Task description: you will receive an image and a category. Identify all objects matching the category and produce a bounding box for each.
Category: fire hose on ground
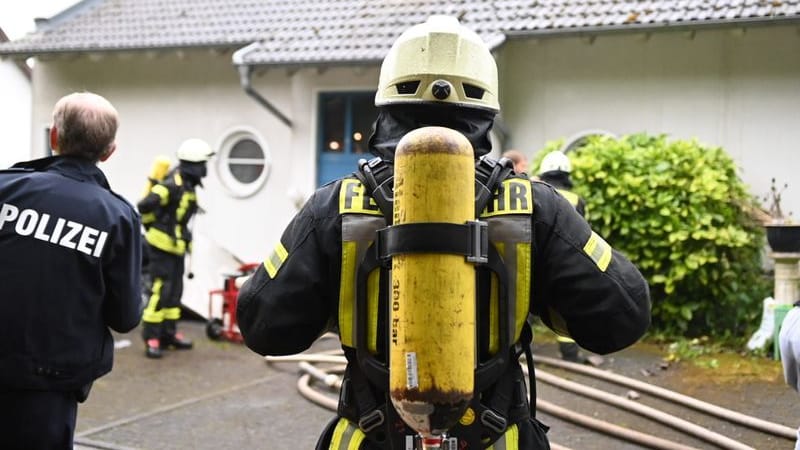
[266,351,795,450]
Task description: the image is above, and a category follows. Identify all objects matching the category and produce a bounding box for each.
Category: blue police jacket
[0,156,142,393]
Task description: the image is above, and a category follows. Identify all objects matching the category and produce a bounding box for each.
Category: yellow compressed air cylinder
[140,155,172,198]
[389,126,476,440]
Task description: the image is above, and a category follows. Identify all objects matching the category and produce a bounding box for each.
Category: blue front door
[317,92,377,187]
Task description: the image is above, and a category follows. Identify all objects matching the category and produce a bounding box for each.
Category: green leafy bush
[534,134,770,340]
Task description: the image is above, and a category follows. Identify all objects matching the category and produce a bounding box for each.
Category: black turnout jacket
[238,174,651,357]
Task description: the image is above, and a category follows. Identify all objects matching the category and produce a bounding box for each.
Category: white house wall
[29,50,297,316]
[28,52,380,316]
[0,59,31,168]
[499,24,800,220]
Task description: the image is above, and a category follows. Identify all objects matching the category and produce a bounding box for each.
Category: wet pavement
[74,320,800,450]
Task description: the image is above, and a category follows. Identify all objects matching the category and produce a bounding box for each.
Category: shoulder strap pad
[356,155,515,222]
[355,157,394,221]
[475,155,515,214]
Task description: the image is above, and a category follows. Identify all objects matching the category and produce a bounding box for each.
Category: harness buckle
[358,409,385,434]
[466,220,488,264]
[480,409,508,434]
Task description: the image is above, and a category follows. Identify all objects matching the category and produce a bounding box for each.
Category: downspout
[233,44,292,128]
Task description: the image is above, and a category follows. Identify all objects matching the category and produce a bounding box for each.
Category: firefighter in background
[537,150,585,216]
[0,92,141,448]
[138,138,214,359]
[537,150,593,363]
[501,149,529,175]
[237,16,651,449]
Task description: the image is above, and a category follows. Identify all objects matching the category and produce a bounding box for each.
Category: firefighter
[138,138,214,358]
[237,16,651,449]
[537,150,592,363]
[0,92,142,448]
[502,149,529,175]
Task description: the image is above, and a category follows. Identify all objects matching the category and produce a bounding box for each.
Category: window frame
[316,91,376,157]
[215,127,271,198]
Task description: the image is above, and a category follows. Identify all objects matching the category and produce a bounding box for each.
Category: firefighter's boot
[142,322,163,359]
[145,338,163,359]
[162,320,193,350]
[558,340,585,364]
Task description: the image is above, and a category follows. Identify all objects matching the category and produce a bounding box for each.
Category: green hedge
[534,134,770,340]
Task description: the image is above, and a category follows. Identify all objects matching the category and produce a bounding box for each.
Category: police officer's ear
[49,126,60,155]
[99,142,117,162]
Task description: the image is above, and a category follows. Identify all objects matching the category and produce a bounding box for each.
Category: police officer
[0,92,142,449]
[537,150,593,363]
[138,138,214,358]
[237,16,651,449]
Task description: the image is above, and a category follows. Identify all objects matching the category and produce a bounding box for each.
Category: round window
[217,128,270,198]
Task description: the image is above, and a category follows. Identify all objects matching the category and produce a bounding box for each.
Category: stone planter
[765,224,800,253]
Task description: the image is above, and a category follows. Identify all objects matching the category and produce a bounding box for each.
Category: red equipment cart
[205,262,260,343]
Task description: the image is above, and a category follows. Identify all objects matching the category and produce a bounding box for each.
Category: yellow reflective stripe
[556,335,576,343]
[338,258,379,351]
[556,188,580,208]
[481,179,532,217]
[339,179,382,216]
[176,191,196,223]
[151,184,170,206]
[514,242,531,338]
[163,307,181,320]
[488,424,518,450]
[142,278,165,323]
[329,418,365,450]
[488,242,504,354]
[488,273,499,354]
[339,241,358,347]
[583,231,612,272]
[145,227,186,255]
[141,212,156,225]
[264,242,289,279]
[366,269,380,354]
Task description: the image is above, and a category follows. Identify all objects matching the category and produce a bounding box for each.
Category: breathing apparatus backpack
[338,147,539,448]
[139,155,173,229]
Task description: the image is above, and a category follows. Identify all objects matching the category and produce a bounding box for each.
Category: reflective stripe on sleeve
[583,231,612,272]
[152,184,170,206]
[264,242,288,279]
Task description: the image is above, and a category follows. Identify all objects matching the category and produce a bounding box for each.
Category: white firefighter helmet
[176,138,215,162]
[375,15,499,112]
[538,150,572,175]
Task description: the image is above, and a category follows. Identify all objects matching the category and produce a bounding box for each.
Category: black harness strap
[346,154,528,448]
[376,221,488,267]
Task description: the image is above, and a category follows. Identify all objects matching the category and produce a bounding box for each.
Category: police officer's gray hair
[52,92,119,162]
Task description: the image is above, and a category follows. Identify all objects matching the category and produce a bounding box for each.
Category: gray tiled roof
[1,0,798,66]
